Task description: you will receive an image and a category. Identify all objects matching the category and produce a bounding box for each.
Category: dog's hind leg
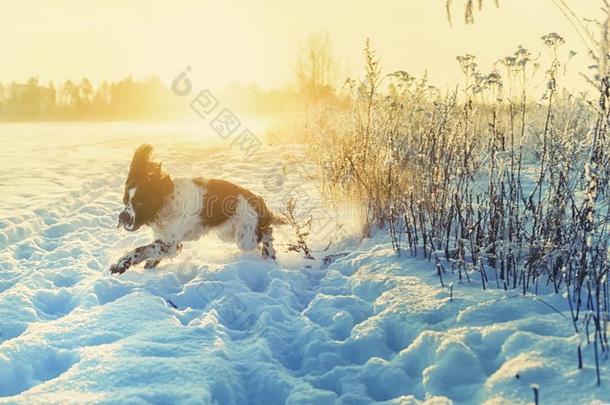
[261,226,276,260]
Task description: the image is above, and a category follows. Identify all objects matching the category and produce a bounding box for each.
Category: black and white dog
[109,144,282,275]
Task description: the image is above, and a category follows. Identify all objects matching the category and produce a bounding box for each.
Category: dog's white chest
[151,178,205,242]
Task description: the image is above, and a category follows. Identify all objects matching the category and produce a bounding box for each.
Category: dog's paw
[109,257,131,275]
[144,259,160,269]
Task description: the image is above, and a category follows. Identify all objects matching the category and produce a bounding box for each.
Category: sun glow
[0,0,600,92]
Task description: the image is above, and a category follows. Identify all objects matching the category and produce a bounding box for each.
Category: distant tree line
[0,76,183,121]
[0,33,346,122]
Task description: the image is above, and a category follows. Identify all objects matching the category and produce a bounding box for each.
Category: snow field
[0,125,608,404]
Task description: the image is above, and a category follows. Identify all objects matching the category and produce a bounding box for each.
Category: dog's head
[118,144,174,232]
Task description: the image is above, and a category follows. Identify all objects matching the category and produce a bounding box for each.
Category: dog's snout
[118,210,133,229]
[119,211,130,223]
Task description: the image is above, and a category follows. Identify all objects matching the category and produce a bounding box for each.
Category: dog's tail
[270,214,289,226]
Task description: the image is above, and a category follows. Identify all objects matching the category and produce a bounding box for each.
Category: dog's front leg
[110,239,177,275]
[144,242,183,269]
[143,259,161,269]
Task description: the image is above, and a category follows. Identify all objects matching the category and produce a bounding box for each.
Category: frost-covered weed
[307,30,610,381]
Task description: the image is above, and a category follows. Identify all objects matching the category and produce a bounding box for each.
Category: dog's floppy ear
[131,144,153,166]
[129,144,154,177]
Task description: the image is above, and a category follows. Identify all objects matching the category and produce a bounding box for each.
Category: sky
[0,0,603,92]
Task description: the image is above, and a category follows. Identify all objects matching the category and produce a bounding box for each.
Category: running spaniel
[110,144,281,274]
